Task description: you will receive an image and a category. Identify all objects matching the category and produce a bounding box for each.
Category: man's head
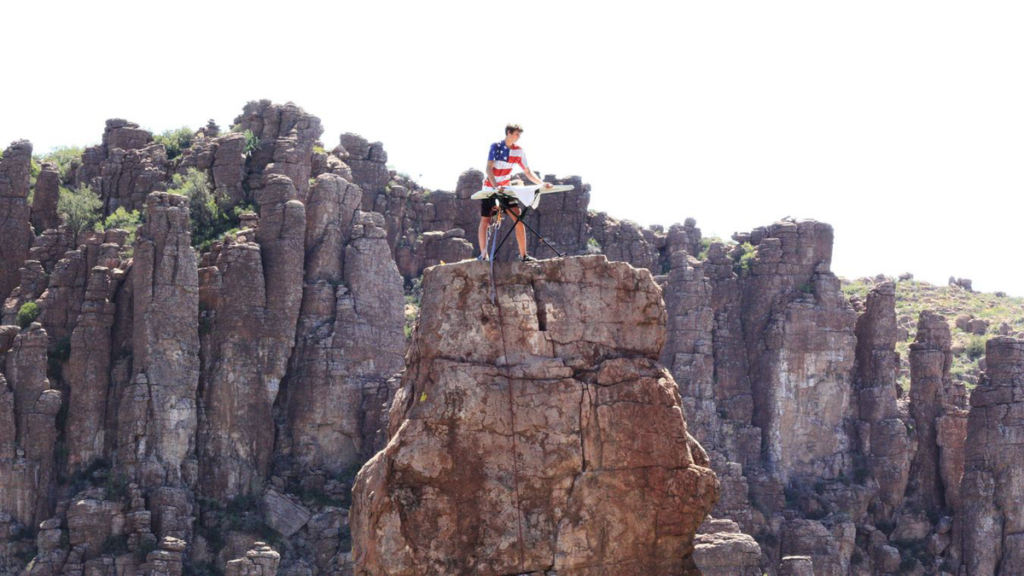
[505,123,523,144]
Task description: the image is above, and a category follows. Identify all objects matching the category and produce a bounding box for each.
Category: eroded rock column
[852,281,911,520]
[907,310,967,514]
[0,140,35,300]
[956,337,1024,574]
[0,324,61,528]
[117,192,199,541]
[352,256,719,574]
[279,173,405,478]
[197,173,305,499]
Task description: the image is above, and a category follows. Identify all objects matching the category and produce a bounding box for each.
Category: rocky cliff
[1,99,1022,575]
[351,257,719,574]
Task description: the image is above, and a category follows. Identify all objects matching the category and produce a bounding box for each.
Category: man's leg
[478,216,491,256]
[510,206,528,258]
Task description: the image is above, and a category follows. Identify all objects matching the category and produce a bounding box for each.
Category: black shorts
[480,195,520,217]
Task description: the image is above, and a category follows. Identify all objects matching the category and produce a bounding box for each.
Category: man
[478,123,552,262]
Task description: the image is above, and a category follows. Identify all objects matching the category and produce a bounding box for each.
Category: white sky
[3,1,1022,294]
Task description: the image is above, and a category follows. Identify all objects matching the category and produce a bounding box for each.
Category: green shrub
[29,157,41,196]
[169,169,232,251]
[137,538,158,561]
[966,335,987,360]
[731,242,756,275]
[199,302,214,336]
[243,130,260,159]
[17,302,40,328]
[101,535,129,556]
[105,472,129,501]
[47,336,72,381]
[41,146,84,184]
[57,185,102,236]
[697,237,723,260]
[586,237,602,255]
[154,127,194,160]
[800,282,813,294]
[95,206,142,248]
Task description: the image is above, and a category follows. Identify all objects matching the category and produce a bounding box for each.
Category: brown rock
[0,140,35,301]
[261,490,310,537]
[741,221,858,482]
[693,518,763,575]
[224,542,281,575]
[211,133,247,209]
[780,518,854,576]
[351,256,719,574]
[873,544,901,573]
[0,324,61,528]
[140,536,187,575]
[234,100,323,201]
[907,310,967,514]
[338,133,390,206]
[67,491,125,560]
[281,197,406,477]
[116,192,198,541]
[779,555,815,576]
[26,227,76,273]
[197,174,305,499]
[853,281,911,519]
[587,211,659,272]
[955,337,1024,574]
[30,162,61,233]
[66,265,123,471]
[76,119,168,213]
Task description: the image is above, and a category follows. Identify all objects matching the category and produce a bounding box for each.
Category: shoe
[477,253,489,262]
[521,254,538,262]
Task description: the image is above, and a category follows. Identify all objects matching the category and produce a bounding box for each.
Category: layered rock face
[233,100,324,201]
[0,140,35,300]
[196,173,306,500]
[351,256,719,574]
[278,174,405,476]
[76,119,169,214]
[177,130,248,210]
[2,101,1012,575]
[740,221,858,482]
[338,133,390,209]
[655,221,865,574]
[955,337,1024,574]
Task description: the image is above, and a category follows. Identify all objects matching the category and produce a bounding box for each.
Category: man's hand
[543,182,553,189]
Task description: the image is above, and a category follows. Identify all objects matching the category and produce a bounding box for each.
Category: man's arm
[522,165,552,188]
[485,160,499,188]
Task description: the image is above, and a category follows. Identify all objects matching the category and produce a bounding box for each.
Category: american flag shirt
[484,141,528,188]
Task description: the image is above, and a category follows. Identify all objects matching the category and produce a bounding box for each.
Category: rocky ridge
[0,100,1021,575]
